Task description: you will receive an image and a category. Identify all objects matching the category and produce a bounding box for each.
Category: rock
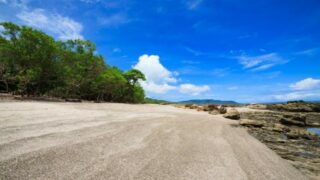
[184,104,193,108]
[305,113,320,127]
[286,128,317,140]
[218,105,227,114]
[190,104,198,109]
[197,106,204,111]
[239,119,265,127]
[209,110,220,115]
[203,104,219,111]
[202,105,210,111]
[240,108,320,179]
[208,104,219,111]
[280,113,306,126]
[247,104,267,110]
[272,123,290,132]
[223,108,240,120]
[267,101,320,112]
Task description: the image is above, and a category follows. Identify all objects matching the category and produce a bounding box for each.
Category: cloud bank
[133,54,210,96]
[17,9,83,40]
[290,78,320,90]
[272,78,320,101]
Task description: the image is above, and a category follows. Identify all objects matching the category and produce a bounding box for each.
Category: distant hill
[178,99,238,105]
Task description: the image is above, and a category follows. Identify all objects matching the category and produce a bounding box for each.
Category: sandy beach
[0,102,307,179]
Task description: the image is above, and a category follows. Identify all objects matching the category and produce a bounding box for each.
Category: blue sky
[1,0,320,103]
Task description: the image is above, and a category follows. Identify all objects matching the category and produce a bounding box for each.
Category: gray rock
[267,101,320,112]
[218,105,227,114]
[271,123,290,132]
[239,119,265,127]
[305,113,320,127]
[280,113,306,126]
[223,108,240,120]
[286,128,317,140]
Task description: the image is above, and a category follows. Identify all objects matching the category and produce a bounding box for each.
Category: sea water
[308,128,320,136]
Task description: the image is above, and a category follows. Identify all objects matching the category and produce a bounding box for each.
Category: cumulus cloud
[238,53,287,71]
[271,78,320,101]
[133,54,210,96]
[290,78,320,90]
[179,84,210,96]
[133,54,177,94]
[140,82,177,94]
[17,9,83,40]
[273,92,320,101]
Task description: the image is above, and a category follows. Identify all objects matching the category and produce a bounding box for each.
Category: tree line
[0,22,146,103]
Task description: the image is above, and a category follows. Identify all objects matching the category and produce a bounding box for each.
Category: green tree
[56,40,106,99]
[0,22,147,103]
[123,69,146,103]
[94,67,127,102]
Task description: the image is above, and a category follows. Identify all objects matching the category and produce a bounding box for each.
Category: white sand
[0,102,307,180]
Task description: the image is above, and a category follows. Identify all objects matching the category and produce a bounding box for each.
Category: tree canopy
[0,22,146,103]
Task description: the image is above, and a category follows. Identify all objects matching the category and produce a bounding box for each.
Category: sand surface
[0,102,307,180]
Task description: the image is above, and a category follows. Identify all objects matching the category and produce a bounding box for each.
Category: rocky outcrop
[239,108,320,179]
[266,101,320,112]
[239,119,265,127]
[286,128,318,140]
[218,105,227,114]
[247,104,267,110]
[280,113,306,127]
[270,123,290,132]
[178,102,320,178]
[223,108,240,120]
[246,126,320,179]
[306,113,320,127]
[181,104,228,115]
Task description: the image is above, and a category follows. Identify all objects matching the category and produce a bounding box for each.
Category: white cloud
[250,64,274,71]
[80,0,100,3]
[184,46,203,56]
[290,78,320,90]
[134,54,210,96]
[295,48,320,56]
[179,84,210,96]
[140,81,176,94]
[113,48,121,53]
[99,13,129,27]
[17,9,83,40]
[273,92,320,101]
[238,53,286,71]
[228,86,238,90]
[212,68,229,77]
[134,54,177,94]
[185,0,202,10]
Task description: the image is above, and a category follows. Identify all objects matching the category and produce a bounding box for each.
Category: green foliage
[124,69,146,85]
[0,22,146,103]
[144,98,171,104]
